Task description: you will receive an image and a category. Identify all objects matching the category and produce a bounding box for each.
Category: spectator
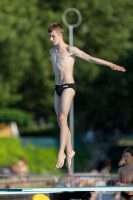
[17,157,29,175]
[116,148,133,200]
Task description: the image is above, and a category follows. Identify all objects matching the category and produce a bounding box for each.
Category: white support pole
[62,8,82,174]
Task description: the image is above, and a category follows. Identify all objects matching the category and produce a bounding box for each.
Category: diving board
[0,186,133,194]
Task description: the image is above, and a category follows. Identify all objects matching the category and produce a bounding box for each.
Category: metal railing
[0,173,121,200]
[59,173,118,187]
[0,174,58,189]
[59,173,120,200]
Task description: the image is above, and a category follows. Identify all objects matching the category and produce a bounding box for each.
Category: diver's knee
[59,113,67,125]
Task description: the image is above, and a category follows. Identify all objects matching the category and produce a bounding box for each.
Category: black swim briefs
[121,192,133,200]
[55,83,76,96]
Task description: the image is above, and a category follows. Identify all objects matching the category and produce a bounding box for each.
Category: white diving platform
[0,186,133,194]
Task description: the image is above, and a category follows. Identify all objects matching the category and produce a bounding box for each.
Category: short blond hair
[48,22,64,34]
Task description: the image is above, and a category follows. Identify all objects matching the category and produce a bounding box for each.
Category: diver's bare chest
[52,51,68,63]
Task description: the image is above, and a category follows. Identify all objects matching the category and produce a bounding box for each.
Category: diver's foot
[66,150,75,171]
[55,153,66,169]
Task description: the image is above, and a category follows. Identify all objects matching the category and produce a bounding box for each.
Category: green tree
[72,0,133,135]
[0,0,133,136]
[0,0,56,117]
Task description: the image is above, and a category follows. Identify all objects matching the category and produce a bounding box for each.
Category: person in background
[116,148,133,200]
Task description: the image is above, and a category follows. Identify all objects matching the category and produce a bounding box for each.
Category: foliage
[0,138,58,173]
[0,109,32,126]
[0,138,24,165]
[0,138,91,173]
[0,0,55,117]
[74,146,91,172]
[24,144,58,173]
[0,0,133,135]
[19,124,59,137]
